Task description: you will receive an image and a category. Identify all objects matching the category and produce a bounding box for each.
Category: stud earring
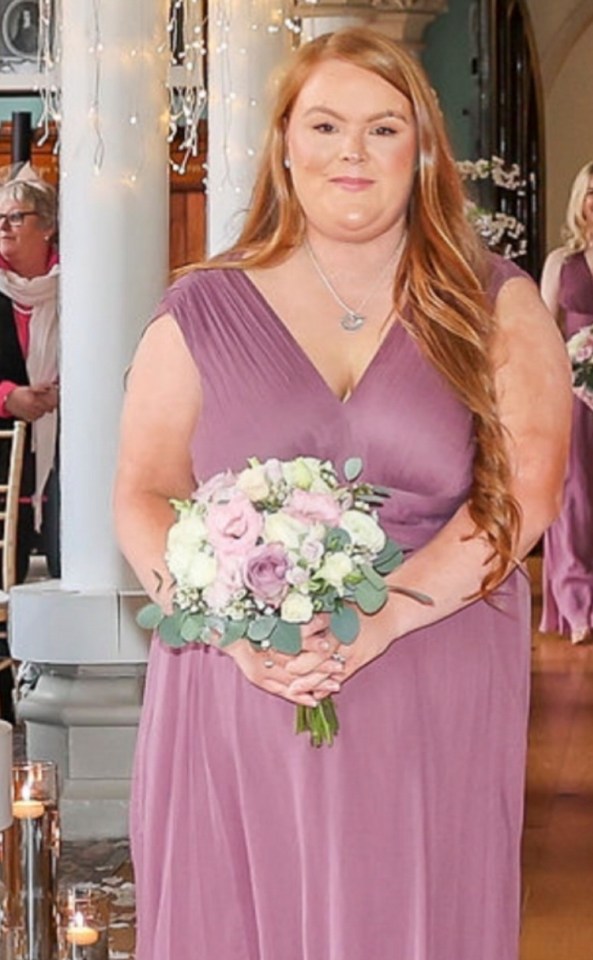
[283,156,291,170]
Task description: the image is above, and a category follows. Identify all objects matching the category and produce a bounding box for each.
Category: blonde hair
[0,178,57,235]
[562,161,593,252]
[206,27,521,591]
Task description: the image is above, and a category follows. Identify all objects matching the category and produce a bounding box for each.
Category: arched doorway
[475,0,545,277]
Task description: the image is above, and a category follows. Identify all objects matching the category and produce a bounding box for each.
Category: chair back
[0,421,26,592]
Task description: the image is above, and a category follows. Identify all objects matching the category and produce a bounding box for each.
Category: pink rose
[194,470,237,504]
[205,492,263,557]
[285,489,342,527]
[244,543,290,606]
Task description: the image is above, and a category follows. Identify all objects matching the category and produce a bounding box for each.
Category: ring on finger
[331,652,346,665]
[263,658,274,669]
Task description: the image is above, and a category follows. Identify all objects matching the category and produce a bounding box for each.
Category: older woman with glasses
[0,163,60,586]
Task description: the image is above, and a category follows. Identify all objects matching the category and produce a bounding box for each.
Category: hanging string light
[37,0,62,150]
[166,0,208,175]
[36,1,293,180]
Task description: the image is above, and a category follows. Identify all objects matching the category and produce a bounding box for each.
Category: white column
[9,0,170,839]
[207,0,292,255]
[59,0,169,590]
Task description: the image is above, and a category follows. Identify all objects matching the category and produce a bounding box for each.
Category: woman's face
[0,196,51,272]
[285,58,418,244]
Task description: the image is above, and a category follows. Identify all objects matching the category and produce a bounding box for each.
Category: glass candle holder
[57,884,110,960]
[0,761,60,960]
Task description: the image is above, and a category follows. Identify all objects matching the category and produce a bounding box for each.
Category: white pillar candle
[0,720,12,830]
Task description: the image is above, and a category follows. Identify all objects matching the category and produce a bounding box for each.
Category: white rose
[167,511,207,551]
[264,512,309,549]
[281,592,314,623]
[236,465,270,502]
[316,552,354,591]
[186,552,218,589]
[339,510,386,554]
[166,544,196,583]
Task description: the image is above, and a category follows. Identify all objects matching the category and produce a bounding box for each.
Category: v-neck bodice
[559,251,593,336]
[156,256,522,553]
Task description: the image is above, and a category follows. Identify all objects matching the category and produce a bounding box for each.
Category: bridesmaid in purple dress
[540,161,593,644]
[114,28,571,960]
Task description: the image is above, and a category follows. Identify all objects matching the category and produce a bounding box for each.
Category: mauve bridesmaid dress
[131,255,531,960]
[540,252,593,637]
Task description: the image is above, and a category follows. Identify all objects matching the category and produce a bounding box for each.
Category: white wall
[544,19,593,248]
[526,0,593,249]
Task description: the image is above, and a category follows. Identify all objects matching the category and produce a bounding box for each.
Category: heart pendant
[340,311,365,332]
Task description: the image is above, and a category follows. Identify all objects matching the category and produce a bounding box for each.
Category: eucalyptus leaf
[247,616,277,642]
[344,456,363,481]
[220,618,249,647]
[324,527,351,551]
[354,580,387,615]
[361,563,386,591]
[371,485,393,498]
[374,538,405,574]
[388,585,434,606]
[158,611,187,648]
[316,587,339,612]
[136,603,164,631]
[269,619,302,655]
[180,614,205,643]
[358,494,391,506]
[330,605,360,644]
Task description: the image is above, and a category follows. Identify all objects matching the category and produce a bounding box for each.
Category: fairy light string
[36,1,292,183]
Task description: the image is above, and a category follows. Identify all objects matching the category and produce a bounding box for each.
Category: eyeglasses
[0,211,38,228]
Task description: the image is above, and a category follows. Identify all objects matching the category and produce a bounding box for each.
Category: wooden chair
[0,421,26,719]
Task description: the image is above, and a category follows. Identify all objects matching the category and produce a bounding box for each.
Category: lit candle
[12,782,44,820]
[66,912,99,946]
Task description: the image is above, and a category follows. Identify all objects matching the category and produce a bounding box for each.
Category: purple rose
[244,543,290,606]
[205,491,263,557]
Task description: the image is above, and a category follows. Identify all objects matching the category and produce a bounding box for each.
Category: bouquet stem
[295,696,339,747]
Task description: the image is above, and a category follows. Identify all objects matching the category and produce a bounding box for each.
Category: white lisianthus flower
[317,552,354,592]
[340,510,386,554]
[281,592,314,623]
[263,512,309,549]
[236,464,270,502]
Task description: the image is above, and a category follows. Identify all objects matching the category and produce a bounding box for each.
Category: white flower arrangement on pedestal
[457,156,527,261]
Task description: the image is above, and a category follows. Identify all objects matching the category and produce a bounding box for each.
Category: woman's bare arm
[114,314,200,606]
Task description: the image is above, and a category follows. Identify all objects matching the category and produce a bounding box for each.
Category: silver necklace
[305,232,406,332]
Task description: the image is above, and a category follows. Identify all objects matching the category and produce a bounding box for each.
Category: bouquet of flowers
[137,455,422,746]
[566,324,593,411]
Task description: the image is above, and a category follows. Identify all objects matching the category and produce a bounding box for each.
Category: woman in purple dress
[539,161,593,644]
[114,28,571,960]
